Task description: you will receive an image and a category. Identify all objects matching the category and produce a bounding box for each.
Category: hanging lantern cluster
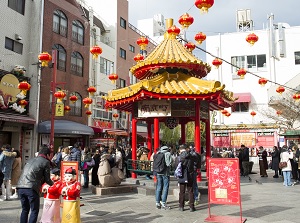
[195,0,214,13]
[18,100,28,108]
[54,91,66,104]
[167,25,180,39]
[38,52,52,67]
[246,33,259,46]
[90,45,102,59]
[82,97,93,108]
[86,110,92,117]
[113,113,119,119]
[134,53,144,63]
[87,86,97,96]
[64,105,71,113]
[184,42,196,52]
[258,78,268,86]
[212,58,222,69]
[18,81,31,96]
[293,93,300,101]
[276,86,285,94]
[237,68,247,79]
[69,95,78,103]
[136,36,149,51]
[250,111,257,117]
[276,110,282,116]
[194,32,206,45]
[108,73,118,84]
[178,13,194,29]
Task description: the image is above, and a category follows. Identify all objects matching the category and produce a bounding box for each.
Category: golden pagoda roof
[130,31,211,80]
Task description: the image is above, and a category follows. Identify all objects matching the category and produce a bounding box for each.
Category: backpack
[153,152,166,174]
[174,162,182,179]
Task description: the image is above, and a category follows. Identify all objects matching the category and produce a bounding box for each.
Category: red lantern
[82,97,93,108]
[276,86,285,94]
[167,25,180,39]
[90,45,102,59]
[292,93,300,101]
[178,13,194,29]
[113,113,119,119]
[86,110,92,116]
[250,111,256,117]
[195,0,214,13]
[194,32,206,44]
[276,110,282,116]
[212,58,222,69]
[237,68,247,79]
[108,73,119,84]
[69,95,78,103]
[38,52,52,67]
[184,42,196,52]
[134,54,144,63]
[136,37,149,51]
[18,100,28,108]
[225,113,231,117]
[64,105,71,113]
[18,81,31,96]
[258,78,268,86]
[87,86,97,96]
[54,91,66,103]
[246,33,259,46]
[221,109,228,115]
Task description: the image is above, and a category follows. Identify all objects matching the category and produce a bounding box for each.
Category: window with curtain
[71,52,83,76]
[8,0,25,15]
[53,44,66,71]
[72,20,84,44]
[53,10,68,37]
[69,92,82,116]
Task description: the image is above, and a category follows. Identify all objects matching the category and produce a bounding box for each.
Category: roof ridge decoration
[130,19,211,80]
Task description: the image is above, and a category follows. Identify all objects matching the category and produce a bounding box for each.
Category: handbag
[279,161,287,169]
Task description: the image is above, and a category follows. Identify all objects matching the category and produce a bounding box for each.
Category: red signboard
[207,158,240,205]
[60,161,79,183]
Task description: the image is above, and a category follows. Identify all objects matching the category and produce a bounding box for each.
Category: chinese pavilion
[104,19,236,178]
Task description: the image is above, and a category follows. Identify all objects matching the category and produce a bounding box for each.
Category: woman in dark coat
[271,146,280,178]
[258,146,268,177]
[91,149,101,186]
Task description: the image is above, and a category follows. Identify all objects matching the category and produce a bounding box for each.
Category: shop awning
[233,93,251,103]
[38,120,94,135]
[103,128,128,136]
[0,113,35,124]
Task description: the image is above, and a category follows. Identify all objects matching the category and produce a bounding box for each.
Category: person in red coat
[61,167,81,223]
[40,168,62,223]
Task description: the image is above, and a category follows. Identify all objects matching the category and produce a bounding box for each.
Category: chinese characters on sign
[138,100,171,117]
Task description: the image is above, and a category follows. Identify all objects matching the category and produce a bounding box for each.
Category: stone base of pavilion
[91,184,139,195]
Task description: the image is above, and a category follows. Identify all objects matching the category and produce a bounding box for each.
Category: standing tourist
[91,149,101,186]
[258,146,268,177]
[10,149,22,199]
[280,145,293,186]
[81,146,92,188]
[271,146,280,178]
[17,146,53,223]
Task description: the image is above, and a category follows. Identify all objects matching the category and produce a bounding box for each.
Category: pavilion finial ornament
[178,13,194,29]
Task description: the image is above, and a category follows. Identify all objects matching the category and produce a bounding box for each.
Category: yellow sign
[55,104,64,116]
[0,74,20,103]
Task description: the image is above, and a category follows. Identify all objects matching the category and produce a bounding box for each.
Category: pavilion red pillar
[205,118,211,176]
[180,120,186,145]
[154,118,159,153]
[147,121,152,159]
[195,99,201,181]
[131,118,137,178]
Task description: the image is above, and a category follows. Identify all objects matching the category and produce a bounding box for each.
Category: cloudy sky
[128,0,299,35]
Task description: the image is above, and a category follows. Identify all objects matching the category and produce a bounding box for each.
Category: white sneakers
[0,195,6,201]
[9,193,18,199]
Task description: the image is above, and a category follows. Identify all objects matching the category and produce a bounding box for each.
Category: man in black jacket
[17,146,53,223]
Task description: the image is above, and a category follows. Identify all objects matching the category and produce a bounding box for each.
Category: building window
[295,52,300,65]
[94,109,112,120]
[119,78,126,88]
[120,17,126,29]
[231,56,245,73]
[72,20,84,45]
[53,44,66,71]
[232,54,266,75]
[70,52,83,76]
[8,0,25,15]
[233,102,249,112]
[100,57,113,75]
[247,54,266,69]
[69,92,82,116]
[129,45,135,53]
[5,37,23,54]
[53,10,68,37]
[120,48,126,59]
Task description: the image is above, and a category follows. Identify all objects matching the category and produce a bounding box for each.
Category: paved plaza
[0,166,299,223]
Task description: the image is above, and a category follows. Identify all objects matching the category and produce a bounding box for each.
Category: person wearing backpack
[153,145,172,210]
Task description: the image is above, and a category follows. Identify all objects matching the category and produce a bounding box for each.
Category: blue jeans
[283,171,292,186]
[193,172,199,200]
[18,188,40,223]
[155,175,169,204]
